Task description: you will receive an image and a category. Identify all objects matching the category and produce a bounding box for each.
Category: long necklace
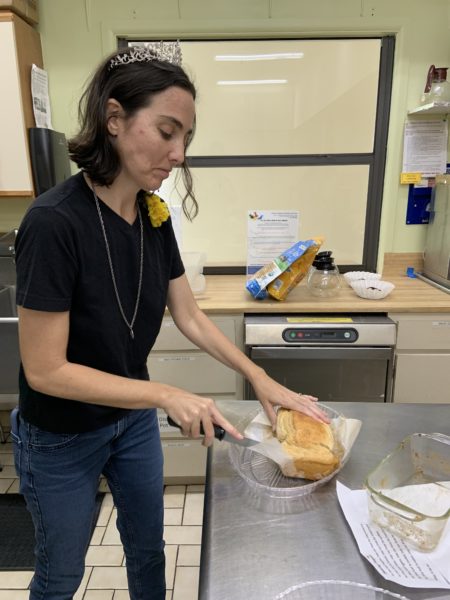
[92,189,144,340]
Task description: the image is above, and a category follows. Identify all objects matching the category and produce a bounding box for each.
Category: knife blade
[166,416,259,448]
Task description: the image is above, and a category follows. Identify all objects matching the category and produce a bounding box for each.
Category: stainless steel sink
[0,285,19,396]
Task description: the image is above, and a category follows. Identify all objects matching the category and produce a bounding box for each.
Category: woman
[12,44,328,600]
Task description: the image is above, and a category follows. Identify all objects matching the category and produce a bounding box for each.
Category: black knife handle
[167,416,226,441]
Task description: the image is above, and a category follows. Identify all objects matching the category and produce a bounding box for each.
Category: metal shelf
[408,101,450,115]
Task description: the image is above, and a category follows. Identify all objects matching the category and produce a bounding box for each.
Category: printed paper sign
[247,210,298,275]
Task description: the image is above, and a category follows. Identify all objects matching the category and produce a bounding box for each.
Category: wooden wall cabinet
[0,10,42,197]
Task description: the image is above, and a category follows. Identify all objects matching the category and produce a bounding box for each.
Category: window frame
[118,36,395,274]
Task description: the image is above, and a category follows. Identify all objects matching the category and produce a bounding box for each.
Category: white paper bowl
[350,279,395,300]
[343,271,381,285]
[274,580,411,599]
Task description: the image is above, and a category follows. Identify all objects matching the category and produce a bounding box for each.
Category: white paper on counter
[382,481,450,518]
[336,481,450,589]
[243,411,361,479]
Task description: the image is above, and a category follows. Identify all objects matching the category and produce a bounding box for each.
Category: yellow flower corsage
[145,193,170,227]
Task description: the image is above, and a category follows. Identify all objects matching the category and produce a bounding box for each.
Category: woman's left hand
[250,371,330,429]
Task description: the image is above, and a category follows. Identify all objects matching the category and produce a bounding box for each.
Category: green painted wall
[3,0,450,269]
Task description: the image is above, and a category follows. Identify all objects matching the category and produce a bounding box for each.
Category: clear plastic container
[229,404,343,501]
[181,251,206,294]
[365,432,450,551]
[274,580,411,599]
[421,65,450,105]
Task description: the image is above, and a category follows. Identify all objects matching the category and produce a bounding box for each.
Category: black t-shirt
[15,172,184,433]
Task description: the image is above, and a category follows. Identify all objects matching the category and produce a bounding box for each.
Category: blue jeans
[10,407,165,600]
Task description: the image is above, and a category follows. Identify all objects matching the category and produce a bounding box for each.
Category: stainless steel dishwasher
[245,314,396,402]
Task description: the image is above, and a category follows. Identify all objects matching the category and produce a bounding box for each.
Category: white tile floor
[0,438,203,600]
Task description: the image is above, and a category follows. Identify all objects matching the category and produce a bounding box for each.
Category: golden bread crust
[276,408,340,480]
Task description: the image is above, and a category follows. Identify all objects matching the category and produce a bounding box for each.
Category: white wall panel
[0,21,33,193]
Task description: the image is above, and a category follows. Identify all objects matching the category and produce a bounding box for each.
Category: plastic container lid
[312,251,337,271]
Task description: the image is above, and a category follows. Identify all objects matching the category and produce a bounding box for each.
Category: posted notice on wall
[337,482,450,589]
[402,120,448,178]
[31,64,53,129]
[247,210,299,275]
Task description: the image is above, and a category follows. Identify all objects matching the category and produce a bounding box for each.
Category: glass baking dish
[365,432,450,552]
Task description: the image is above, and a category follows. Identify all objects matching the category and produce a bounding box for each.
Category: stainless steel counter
[199,401,450,600]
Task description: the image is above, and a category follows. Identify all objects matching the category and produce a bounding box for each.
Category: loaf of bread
[276,408,340,480]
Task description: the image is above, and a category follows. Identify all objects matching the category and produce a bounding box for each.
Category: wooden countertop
[194,273,450,314]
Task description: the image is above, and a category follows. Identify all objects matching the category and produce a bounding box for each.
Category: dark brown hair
[68,47,198,220]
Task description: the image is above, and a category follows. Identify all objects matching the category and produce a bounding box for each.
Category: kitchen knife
[166,416,259,448]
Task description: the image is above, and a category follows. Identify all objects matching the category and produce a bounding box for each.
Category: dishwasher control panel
[282,327,358,343]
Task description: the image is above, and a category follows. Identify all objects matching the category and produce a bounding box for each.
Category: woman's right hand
[161,387,243,447]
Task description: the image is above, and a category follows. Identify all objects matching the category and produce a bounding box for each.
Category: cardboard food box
[0,0,38,24]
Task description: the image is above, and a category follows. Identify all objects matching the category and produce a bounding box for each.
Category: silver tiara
[109,42,182,70]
